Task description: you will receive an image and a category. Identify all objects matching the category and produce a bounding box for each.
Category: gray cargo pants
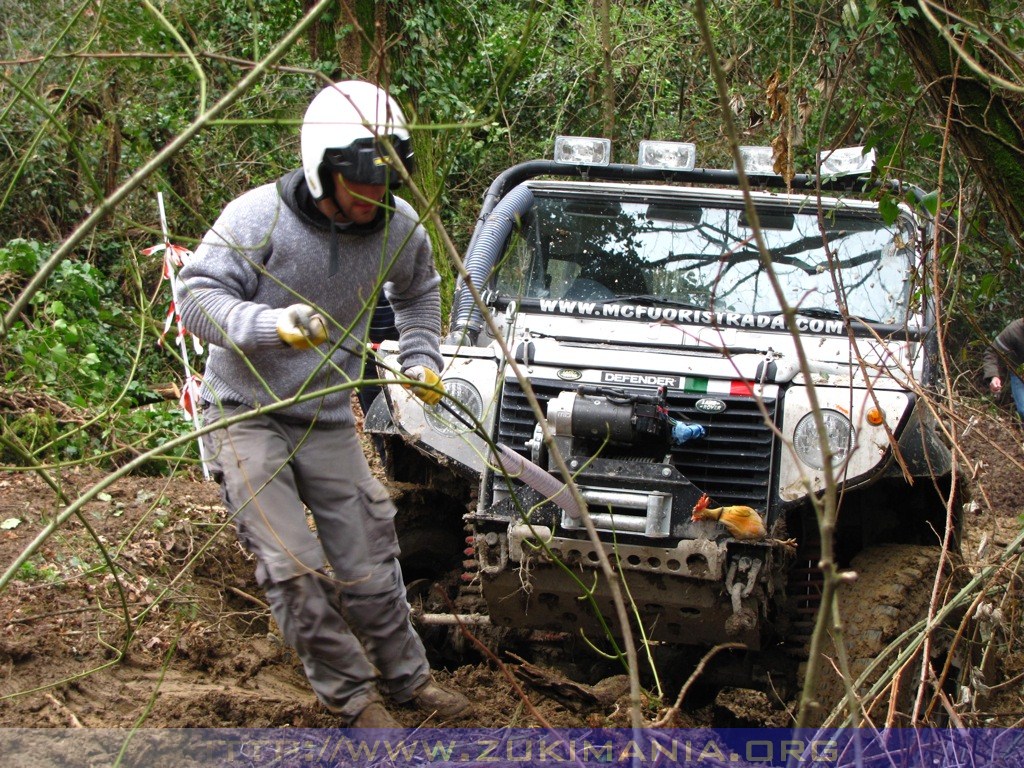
[201,402,430,720]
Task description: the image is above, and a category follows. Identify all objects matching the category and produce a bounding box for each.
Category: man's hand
[403,366,445,406]
[277,304,328,349]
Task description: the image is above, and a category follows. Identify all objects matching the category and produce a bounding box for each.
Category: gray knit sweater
[175,171,443,425]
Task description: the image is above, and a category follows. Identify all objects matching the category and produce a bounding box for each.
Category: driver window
[546,259,581,299]
[494,229,548,298]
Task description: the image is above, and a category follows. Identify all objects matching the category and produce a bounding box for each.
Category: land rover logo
[557,369,582,381]
[695,397,727,414]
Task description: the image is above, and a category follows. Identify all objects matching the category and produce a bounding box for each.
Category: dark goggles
[322,136,414,186]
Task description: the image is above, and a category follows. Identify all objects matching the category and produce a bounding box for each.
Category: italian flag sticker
[683,378,757,397]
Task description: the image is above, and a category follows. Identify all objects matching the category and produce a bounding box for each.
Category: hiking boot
[410,681,470,719]
[351,702,401,728]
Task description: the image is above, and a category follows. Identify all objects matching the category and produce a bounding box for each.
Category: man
[175,80,468,728]
[983,317,1024,424]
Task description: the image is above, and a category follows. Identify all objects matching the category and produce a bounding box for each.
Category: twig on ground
[226,585,269,610]
[651,642,745,727]
[44,693,83,728]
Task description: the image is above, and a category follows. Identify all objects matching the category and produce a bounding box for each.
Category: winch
[546,385,706,449]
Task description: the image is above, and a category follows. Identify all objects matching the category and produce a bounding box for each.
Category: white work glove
[276,304,328,349]
[403,365,445,406]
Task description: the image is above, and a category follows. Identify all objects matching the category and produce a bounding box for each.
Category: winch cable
[299,329,585,520]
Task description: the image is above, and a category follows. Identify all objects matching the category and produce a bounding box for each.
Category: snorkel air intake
[448,183,534,344]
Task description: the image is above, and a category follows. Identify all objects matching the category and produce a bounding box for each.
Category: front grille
[496,377,777,509]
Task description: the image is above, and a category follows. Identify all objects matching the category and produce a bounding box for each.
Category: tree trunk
[336,0,383,79]
[894,0,1024,250]
[599,0,615,139]
[305,0,380,81]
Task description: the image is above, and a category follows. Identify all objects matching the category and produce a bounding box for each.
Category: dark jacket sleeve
[983,318,1024,381]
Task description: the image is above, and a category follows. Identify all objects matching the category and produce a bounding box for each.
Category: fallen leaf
[1,517,22,530]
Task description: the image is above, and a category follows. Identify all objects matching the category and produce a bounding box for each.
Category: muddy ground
[1,399,1022,732]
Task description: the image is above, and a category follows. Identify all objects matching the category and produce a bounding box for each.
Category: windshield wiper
[797,307,845,319]
[765,307,878,323]
[612,294,708,311]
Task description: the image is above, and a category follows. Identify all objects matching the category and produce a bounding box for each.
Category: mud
[0,407,1021,730]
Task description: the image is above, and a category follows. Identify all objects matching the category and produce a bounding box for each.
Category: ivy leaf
[878,194,900,225]
[920,190,939,216]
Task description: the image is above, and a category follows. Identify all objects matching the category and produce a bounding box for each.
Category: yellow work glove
[276,304,328,349]
[403,365,445,406]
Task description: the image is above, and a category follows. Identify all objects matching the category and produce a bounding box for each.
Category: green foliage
[0,239,192,468]
[2,0,1023,472]
[2,240,132,405]
[1,0,311,243]
[15,559,60,584]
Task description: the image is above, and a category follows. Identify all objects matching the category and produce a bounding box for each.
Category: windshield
[495,190,919,325]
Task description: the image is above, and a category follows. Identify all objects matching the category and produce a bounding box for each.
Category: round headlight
[424,378,484,436]
[793,409,855,469]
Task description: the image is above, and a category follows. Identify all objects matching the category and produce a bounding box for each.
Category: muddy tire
[398,525,464,585]
[810,544,964,725]
[397,523,469,668]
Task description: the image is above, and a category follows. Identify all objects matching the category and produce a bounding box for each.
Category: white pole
[157,193,209,479]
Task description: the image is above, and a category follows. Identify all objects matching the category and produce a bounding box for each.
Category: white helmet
[300,80,414,199]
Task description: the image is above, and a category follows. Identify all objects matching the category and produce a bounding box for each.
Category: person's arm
[983,319,1024,394]
[175,196,288,353]
[386,225,443,375]
[983,341,1004,393]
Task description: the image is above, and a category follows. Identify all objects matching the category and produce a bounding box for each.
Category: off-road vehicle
[366,137,963,710]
